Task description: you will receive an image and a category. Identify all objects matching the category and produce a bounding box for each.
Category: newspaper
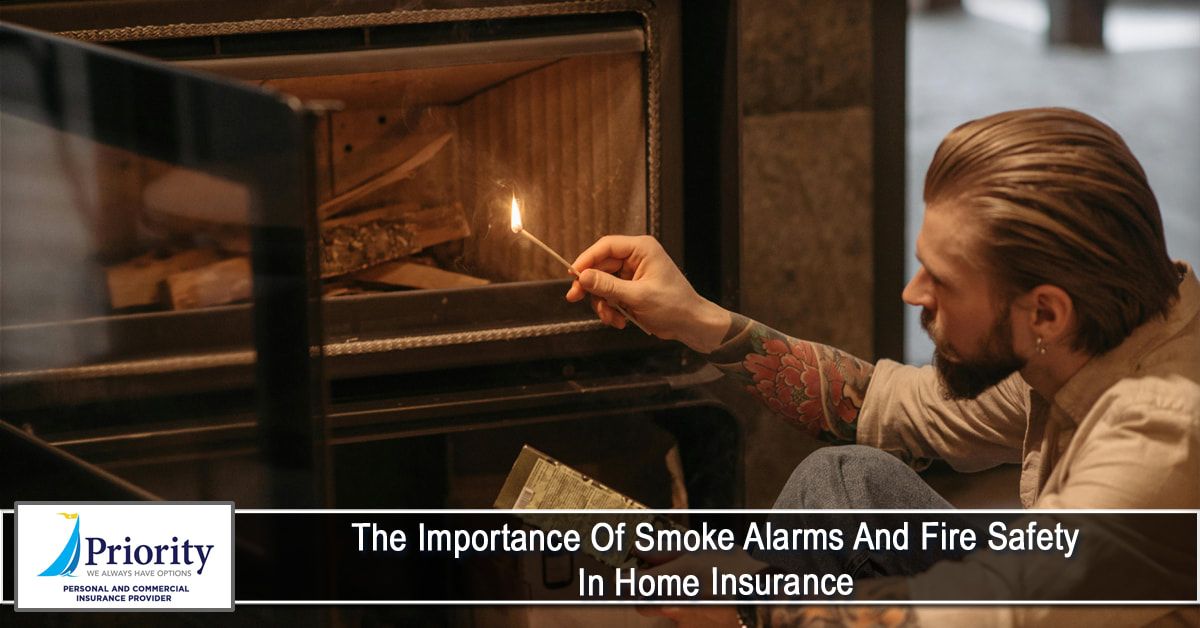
[495,445,673,567]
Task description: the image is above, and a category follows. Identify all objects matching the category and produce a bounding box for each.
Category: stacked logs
[104,124,487,312]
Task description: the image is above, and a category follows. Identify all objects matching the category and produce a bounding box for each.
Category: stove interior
[87,47,648,315]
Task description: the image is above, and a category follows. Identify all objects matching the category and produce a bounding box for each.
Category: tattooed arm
[565,236,873,442]
[706,314,874,443]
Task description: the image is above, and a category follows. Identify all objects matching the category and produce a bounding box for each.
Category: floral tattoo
[708,315,873,442]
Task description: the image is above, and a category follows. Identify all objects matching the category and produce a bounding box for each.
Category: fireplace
[0,0,741,520]
[60,15,652,306]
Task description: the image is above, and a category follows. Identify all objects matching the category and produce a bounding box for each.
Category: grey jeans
[758,444,961,579]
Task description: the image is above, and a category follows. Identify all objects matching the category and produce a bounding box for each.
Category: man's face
[902,205,1026,399]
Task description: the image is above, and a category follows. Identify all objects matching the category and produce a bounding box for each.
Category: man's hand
[567,235,732,352]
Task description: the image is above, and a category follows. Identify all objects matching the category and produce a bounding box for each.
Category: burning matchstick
[510,196,648,334]
[510,197,576,271]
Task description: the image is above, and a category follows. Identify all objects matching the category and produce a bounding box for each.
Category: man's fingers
[591,297,628,329]
[565,257,626,302]
[591,297,610,325]
[565,280,587,302]
[589,258,625,274]
[579,268,635,301]
[592,298,609,325]
[611,304,628,329]
[571,235,644,273]
[568,235,663,310]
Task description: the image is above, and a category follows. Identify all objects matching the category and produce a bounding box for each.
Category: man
[564,108,1198,626]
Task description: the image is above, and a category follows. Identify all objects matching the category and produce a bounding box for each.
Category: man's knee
[774,445,910,509]
[795,445,903,480]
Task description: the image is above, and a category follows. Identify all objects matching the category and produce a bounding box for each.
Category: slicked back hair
[924,107,1179,356]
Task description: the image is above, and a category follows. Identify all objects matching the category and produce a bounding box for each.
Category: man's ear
[1025,284,1076,347]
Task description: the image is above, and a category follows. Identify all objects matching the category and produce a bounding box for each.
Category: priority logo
[35,511,215,577]
[15,502,233,612]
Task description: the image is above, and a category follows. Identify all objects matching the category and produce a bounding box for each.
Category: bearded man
[565,108,1198,627]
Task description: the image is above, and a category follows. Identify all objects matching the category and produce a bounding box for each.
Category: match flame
[510,195,523,233]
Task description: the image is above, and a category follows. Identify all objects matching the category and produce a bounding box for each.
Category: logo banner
[4,509,1197,606]
[15,502,233,611]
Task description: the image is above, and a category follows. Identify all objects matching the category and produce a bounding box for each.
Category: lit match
[510,195,648,333]
[510,196,577,273]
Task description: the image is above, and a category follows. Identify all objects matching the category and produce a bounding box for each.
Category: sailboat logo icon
[38,513,82,577]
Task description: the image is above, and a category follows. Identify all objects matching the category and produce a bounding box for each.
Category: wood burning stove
[1,1,742,517]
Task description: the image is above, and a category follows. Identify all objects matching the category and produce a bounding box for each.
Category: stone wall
[740,0,877,359]
[734,0,899,507]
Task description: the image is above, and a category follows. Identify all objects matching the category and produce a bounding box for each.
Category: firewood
[321,203,419,229]
[134,202,471,308]
[318,132,453,219]
[405,204,473,251]
[143,167,252,225]
[105,248,222,309]
[354,261,490,290]
[166,257,253,310]
[320,203,469,278]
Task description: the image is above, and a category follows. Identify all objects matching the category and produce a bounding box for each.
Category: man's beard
[921,307,1026,400]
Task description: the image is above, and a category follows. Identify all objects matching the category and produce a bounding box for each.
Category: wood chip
[319,203,469,278]
[165,257,252,310]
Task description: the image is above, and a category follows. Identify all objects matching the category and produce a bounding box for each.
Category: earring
[1035,337,1047,355]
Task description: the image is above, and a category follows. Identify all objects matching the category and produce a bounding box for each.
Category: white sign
[15,502,233,611]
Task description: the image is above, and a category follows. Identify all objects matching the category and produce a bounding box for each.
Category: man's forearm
[706,314,874,442]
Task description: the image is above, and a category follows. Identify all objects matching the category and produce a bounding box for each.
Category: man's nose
[902,267,933,309]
